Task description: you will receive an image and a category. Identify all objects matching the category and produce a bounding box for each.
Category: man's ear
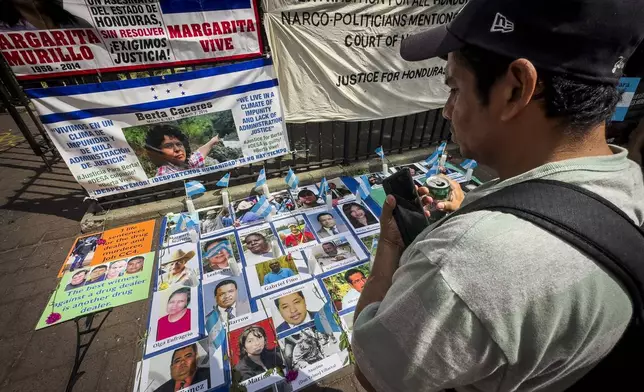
[499,58,538,121]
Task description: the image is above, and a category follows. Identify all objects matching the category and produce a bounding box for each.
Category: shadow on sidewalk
[0,139,88,221]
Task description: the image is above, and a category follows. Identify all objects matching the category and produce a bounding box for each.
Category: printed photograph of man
[65,269,88,291]
[68,234,100,271]
[309,211,348,239]
[280,326,340,370]
[291,186,324,209]
[273,215,317,250]
[233,197,263,227]
[269,190,296,213]
[323,264,370,311]
[240,229,279,264]
[259,259,296,286]
[359,232,379,262]
[313,240,357,268]
[390,163,427,177]
[341,202,379,230]
[85,265,107,285]
[156,287,192,341]
[357,172,384,187]
[106,259,127,279]
[318,178,353,202]
[199,207,234,235]
[153,343,210,392]
[201,238,234,273]
[158,247,198,290]
[273,291,317,333]
[204,278,251,323]
[126,256,145,275]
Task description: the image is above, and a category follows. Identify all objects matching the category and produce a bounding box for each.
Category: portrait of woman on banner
[235,325,284,381]
[144,124,221,177]
[157,287,192,341]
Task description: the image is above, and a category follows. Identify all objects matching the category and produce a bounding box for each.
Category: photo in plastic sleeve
[162,212,200,247]
[307,235,367,272]
[290,185,325,209]
[340,312,355,339]
[136,337,222,392]
[145,284,201,357]
[198,205,235,238]
[61,233,101,274]
[322,263,370,312]
[316,177,355,204]
[246,252,312,297]
[278,325,348,390]
[227,314,285,389]
[232,196,265,228]
[338,201,379,234]
[273,214,318,251]
[355,172,385,188]
[389,163,427,179]
[358,231,380,263]
[238,223,283,265]
[66,254,147,291]
[122,111,242,179]
[200,233,242,283]
[156,242,200,291]
[304,208,349,240]
[203,275,251,326]
[269,189,297,214]
[261,280,327,335]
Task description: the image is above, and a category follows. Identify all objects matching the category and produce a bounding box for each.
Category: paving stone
[0,275,58,305]
[97,346,138,392]
[41,225,82,242]
[26,237,75,269]
[13,262,58,285]
[0,333,32,385]
[72,350,108,392]
[0,292,51,338]
[0,246,36,273]
[2,364,69,392]
[10,322,76,379]
[89,319,144,354]
[103,299,149,329]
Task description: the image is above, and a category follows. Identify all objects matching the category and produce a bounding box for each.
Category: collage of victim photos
[133,169,404,392]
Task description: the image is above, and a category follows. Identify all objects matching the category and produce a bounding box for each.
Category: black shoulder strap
[435,179,644,324]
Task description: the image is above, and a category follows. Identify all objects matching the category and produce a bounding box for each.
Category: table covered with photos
[37,159,482,392]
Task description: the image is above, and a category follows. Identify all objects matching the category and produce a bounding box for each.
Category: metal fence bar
[331,122,336,161]
[419,111,431,146]
[343,122,351,164]
[304,123,310,164]
[398,115,408,153]
[428,110,440,145]
[378,119,385,148]
[355,122,362,158]
[409,113,419,151]
[366,120,374,158]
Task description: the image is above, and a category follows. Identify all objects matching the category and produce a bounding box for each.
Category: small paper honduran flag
[185,181,205,198]
[425,149,440,166]
[216,173,230,187]
[285,168,299,189]
[250,195,273,218]
[375,146,385,159]
[255,168,267,188]
[318,177,329,198]
[426,164,440,179]
[437,141,447,156]
[461,159,478,170]
[314,302,343,335]
[356,175,372,199]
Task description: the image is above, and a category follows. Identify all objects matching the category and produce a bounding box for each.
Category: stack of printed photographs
[134,163,477,391]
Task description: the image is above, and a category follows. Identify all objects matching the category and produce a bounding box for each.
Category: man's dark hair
[215,279,237,295]
[168,287,191,306]
[127,256,145,264]
[72,270,88,278]
[171,343,197,363]
[345,269,365,284]
[144,124,191,156]
[317,212,333,222]
[298,189,315,198]
[274,290,305,308]
[92,265,107,272]
[244,232,266,243]
[455,44,622,132]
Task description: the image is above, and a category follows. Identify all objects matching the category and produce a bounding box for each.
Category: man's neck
[495,124,613,180]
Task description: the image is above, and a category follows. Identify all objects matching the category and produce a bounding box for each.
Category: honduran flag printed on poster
[25,58,289,198]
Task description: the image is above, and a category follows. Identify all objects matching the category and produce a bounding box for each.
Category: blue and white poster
[26,58,289,197]
[612,77,641,121]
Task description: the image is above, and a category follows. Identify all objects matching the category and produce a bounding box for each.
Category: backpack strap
[434,179,644,390]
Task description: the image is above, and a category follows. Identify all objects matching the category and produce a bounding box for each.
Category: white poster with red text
[0,0,262,80]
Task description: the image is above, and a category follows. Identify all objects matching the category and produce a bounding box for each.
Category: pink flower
[46,312,62,324]
[97,239,107,245]
[285,369,299,382]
